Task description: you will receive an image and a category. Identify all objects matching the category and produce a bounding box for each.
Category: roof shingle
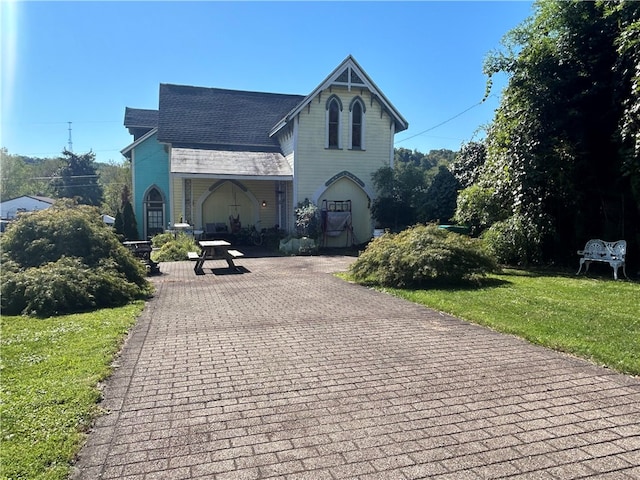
[157,84,304,150]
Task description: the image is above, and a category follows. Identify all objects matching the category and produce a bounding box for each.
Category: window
[349,97,366,150]
[145,187,165,237]
[326,96,342,149]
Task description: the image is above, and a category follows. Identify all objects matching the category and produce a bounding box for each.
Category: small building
[122,55,408,245]
[0,195,55,220]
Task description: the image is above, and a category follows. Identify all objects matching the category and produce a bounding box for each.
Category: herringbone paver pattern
[73,256,640,479]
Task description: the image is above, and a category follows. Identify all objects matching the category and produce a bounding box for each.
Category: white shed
[0,196,55,219]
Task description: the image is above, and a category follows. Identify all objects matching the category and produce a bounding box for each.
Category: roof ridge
[160,83,305,99]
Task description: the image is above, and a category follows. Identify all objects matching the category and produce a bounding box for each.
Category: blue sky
[1,1,534,164]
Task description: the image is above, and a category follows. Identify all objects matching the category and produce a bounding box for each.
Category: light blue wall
[131,133,170,239]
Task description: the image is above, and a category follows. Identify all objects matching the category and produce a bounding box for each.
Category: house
[122,55,408,245]
[0,195,55,220]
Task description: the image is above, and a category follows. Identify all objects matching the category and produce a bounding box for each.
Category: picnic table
[123,240,160,275]
[188,240,244,275]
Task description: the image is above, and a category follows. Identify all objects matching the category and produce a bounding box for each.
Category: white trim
[172,173,293,182]
[389,122,396,167]
[269,55,408,138]
[120,128,158,156]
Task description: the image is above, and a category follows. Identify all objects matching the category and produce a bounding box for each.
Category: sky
[1,1,534,165]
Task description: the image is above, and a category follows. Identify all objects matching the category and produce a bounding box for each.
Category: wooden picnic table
[190,240,244,275]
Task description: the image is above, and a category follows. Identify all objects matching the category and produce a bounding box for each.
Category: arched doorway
[200,180,257,231]
[144,186,165,238]
[317,175,372,247]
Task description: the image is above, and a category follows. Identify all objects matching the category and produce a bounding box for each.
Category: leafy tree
[98,160,131,216]
[0,149,59,200]
[476,0,640,265]
[371,163,426,230]
[51,149,103,206]
[419,165,461,224]
[450,142,487,189]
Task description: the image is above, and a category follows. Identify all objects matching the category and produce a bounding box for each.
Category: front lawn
[378,269,639,376]
[0,303,144,480]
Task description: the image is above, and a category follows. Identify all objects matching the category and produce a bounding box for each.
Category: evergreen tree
[120,185,138,240]
[51,149,103,206]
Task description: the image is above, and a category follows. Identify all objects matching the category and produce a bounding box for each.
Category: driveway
[73,255,640,479]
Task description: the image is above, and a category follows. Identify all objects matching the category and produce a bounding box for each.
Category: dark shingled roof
[124,107,158,128]
[157,84,305,150]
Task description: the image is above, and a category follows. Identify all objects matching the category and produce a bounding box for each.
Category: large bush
[1,202,152,317]
[349,224,498,288]
[151,232,199,262]
[481,214,543,266]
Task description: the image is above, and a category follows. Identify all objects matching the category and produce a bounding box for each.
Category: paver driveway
[73,255,640,479]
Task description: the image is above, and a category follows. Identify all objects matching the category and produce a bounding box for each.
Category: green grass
[349,269,640,376]
[0,302,144,480]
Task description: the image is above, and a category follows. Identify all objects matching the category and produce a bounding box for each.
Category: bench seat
[227,249,244,258]
[187,251,201,261]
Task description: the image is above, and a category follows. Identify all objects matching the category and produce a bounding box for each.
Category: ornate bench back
[607,240,626,260]
[582,239,626,260]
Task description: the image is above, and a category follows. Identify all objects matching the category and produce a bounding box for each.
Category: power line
[395,99,487,145]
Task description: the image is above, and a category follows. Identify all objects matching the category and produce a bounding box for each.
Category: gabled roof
[1,195,55,205]
[124,107,158,129]
[157,84,305,151]
[270,55,409,137]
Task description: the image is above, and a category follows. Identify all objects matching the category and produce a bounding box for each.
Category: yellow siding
[176,178,281,231]
[319,177,373,247]
[295,86,392,202]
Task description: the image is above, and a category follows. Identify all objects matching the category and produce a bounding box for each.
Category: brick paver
[72,256,640,479]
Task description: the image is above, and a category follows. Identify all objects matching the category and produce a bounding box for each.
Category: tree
[419,166,461,224]
[475,0,640,265]
[119,185,139,241]
[0,149,59,200]
[51,149,104,206]
[450,142,487,189]
[98,160,131,216]
[371,163,427,230]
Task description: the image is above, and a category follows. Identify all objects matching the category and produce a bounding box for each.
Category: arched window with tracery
[144,187,165,238]
[349,97,366,150]
[326,96,342,149]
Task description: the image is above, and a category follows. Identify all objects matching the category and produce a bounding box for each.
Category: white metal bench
[577,239,627,280]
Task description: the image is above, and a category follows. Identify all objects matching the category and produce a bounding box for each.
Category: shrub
[481,214,543,266]
[0,202,151,317]
[151,232,199,262]
[349,224,498,288]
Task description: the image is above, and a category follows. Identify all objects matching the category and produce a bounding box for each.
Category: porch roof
[170,148,293,179]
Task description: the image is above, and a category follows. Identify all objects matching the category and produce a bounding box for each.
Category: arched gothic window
[349,97,366,150]
[326,96,342,149]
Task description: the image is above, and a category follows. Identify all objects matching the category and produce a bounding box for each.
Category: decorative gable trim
[269,55,408,138]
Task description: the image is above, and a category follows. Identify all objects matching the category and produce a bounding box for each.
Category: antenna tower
[67,121,73,152]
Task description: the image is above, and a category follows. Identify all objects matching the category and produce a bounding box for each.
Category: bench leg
[576,259,589,275]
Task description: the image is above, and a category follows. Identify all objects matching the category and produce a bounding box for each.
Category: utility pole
[67,121,73,152]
